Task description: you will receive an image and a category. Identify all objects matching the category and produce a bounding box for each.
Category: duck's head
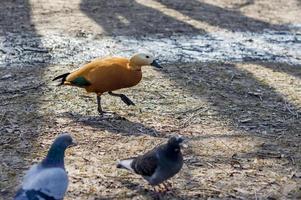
[129,53,162,70]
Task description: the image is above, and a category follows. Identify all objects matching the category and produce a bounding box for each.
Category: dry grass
[1,0,301,199]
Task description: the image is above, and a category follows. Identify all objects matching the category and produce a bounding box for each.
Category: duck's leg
[97,94,117,117]
[108,91,135,106]
[96,95,103,115]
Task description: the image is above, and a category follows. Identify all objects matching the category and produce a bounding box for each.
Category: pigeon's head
[42,133,77,168]
[167,136,184,152]
[129,53,162,70]
[52,133,77,150]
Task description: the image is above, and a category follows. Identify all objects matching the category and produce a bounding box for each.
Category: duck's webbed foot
[108,91,135,106]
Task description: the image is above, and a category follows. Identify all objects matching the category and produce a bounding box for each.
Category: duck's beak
[150,60,162,68]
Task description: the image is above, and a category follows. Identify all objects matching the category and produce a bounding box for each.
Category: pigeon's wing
[131,148,159,177]
[14,188,27,200]
[22,164,41,184]
[22,167,68,200]
[14,188,62,200]
[14,164,42,200]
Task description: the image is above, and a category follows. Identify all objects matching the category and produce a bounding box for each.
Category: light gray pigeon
[117,136,184,190]
[14,133,77,200]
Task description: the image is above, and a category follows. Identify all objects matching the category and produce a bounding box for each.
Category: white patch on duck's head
[129,53,162,70]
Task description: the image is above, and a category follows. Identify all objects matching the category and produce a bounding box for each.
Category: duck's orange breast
[66,57,142,94]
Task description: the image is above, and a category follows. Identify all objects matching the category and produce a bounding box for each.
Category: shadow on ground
[80,0,201,36]
[156,0,287,32]
[159,60,301,165]
[159,61,300,134]
[63,112,162,137]
[0,0,51,198]
[112,178,190,200]
[80,0,287,36]
[257,62,301,79]
[154,61,300,198]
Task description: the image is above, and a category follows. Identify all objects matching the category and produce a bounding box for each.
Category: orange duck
[53,53,162,115]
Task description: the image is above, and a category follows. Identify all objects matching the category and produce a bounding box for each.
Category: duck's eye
[146,55,150,59]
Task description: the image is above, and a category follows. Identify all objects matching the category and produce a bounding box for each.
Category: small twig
[205,161,215,168]
[230,73,236,81]
[23,47,49,53]
[257,181,280,193]
[264,105,299,117]
[0,111,7,123]
[289,156,296,165]
[256,151,283,159]
[173,105,205,115]
[233,0,254,9]
[0,101,23,107]
[0,93,25,101]
[218,138,235,151]
[247,90,263,101]
[276,133,284,140]
[284,101,299,118]
[0,48,7,54]
[198,187,222,194]
[0,82,45,95]
[180,108,209,128]
[230,160,243,170]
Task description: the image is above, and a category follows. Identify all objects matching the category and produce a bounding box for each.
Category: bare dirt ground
[1,0,301,199]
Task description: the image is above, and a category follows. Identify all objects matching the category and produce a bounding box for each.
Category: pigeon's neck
[162,145,181,161]
[41,145,66,169]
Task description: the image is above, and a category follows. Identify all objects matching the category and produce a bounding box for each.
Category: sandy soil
[0,0,301,199]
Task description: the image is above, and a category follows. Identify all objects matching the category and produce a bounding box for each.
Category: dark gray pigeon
[117,136,184,189]
[14,133,77,200]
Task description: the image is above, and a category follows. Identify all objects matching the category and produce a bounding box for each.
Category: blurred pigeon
[117,136,184,191]
[14,133,77,200]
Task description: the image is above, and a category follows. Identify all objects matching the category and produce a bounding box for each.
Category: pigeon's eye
[146,55,150,59]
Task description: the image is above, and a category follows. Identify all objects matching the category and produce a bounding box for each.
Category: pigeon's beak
[70,140,78,147]
[150,59,162,68]
[179,141,188,149]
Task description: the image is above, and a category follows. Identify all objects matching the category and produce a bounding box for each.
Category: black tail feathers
[116,163,123,168]
[52,73,70,86]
